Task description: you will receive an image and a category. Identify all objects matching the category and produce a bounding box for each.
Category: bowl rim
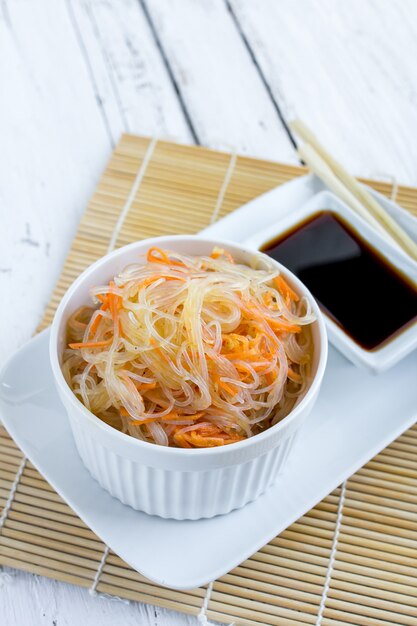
[49,234,328,458]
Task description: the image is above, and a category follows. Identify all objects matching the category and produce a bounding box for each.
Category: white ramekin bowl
[50,236,328,520]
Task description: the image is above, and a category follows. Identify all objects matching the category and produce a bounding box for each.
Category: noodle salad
[63,247,315,448]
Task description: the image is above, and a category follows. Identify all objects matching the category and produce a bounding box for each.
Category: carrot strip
[265,369,278,385]
[69,339,113,349]
[108,282,122,316]
[186,435,225,447]
[147,247,185,267]
[288,367,302,383]
[268,319,301,333]
[218,379,237,396]
[89,313,104,336]
[183,430,243,447]
[106,281,124,337]
[173,431,192,448]
[274,275,299,303]
[210,248,235,264]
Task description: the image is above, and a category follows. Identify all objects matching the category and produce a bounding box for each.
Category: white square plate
[1,174,416,590]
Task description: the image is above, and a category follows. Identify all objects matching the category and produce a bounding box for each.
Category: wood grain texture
[0,0,192,365]
[0,0,110,362]
[229,0,417,185]
[1,566,197,626]
[143,0,295,161]
[67,0,192,142]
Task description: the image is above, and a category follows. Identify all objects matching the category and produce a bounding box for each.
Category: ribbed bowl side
[69,414,297,520]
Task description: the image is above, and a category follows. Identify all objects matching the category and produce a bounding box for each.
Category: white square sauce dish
[244,190,417,373]
[49,235,327,520]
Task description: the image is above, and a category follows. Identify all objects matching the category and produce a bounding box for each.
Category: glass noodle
[62,247,315,448]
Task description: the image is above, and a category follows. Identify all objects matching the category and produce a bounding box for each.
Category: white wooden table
[1,1,417,623]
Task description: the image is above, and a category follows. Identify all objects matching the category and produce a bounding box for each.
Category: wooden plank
[0,0,108,362]
[68,0,192,141]
[0,0,192,367]
[143,0,295,162]
[229,0,417,185]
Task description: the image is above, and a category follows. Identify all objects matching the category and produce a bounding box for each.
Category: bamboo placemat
[1,135,417,626]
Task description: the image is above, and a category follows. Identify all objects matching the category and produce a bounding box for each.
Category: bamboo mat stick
[297,142,397,242]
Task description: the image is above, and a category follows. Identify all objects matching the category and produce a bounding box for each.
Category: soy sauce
[261,211,417,350]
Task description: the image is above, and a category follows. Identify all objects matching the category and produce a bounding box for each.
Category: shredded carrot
[147,247,185,267]
[274,275,299,303]
[105,281,123,337]
[265,369,278,385]
[181,429,243,448]
[69,339,113,350]
[217,378,237,396]
[173,431,192,448]
[186,434,225,447]
[89,311,105,336]
[108,281,121,316]
[234,361,256,382]
[210,248,235,264]
[267,319,301,333]
[288,367,302,383]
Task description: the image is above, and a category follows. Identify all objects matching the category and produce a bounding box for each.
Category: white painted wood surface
[1,0,416,624]
[229,0,417,185]
[143,0,295,160]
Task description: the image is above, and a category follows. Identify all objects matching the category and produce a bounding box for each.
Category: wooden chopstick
[290,119,417,261]
[296,142,396,243]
